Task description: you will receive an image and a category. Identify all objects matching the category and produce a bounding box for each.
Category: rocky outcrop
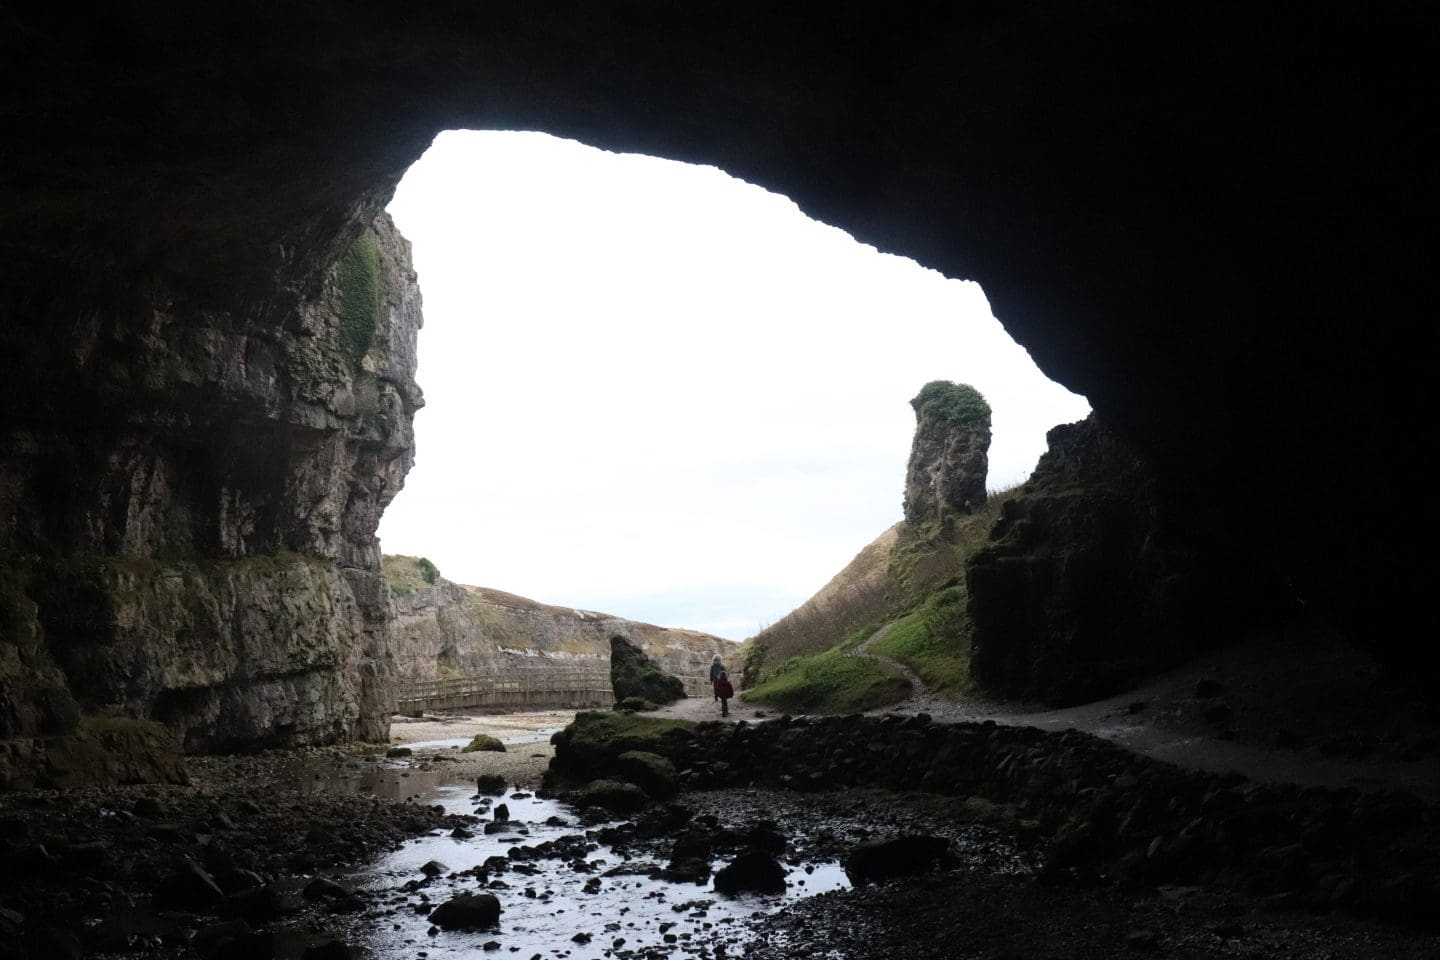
[902,382,992,525]
[549,711,1440,928]
[966,416,1291,705]
[609,635,685,705]
[384,556,733,684]
[0,213,422,758]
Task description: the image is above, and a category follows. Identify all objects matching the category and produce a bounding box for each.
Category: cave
[1,4,1437,957]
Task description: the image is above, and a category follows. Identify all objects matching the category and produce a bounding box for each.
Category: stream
[288,728,1033,960]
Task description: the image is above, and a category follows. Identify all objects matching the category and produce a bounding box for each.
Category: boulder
[843,835,951,885]
[428,892,501,930]
[610,636,685,705]
[462,734,506,753]
[714,851,787,894]
[615,697,660,712]
[570,779,649,815]
[615,750,679,800]
[474,774,507,795]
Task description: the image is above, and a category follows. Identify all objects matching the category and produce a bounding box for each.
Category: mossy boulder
[610,635,685,706]
[615,750,679,799]
[546,711,695,787]
[462,733,506,753]
[614,696,661,712]
[568,778,649,815]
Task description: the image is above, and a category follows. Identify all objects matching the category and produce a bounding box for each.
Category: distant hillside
[383,555,735,683]
[738,498,1009,709]
[740,381,1005,712]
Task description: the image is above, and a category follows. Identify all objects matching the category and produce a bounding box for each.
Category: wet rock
[303,877,353,901]
[659,857,712,885]
[428,892,501,930]
[571,779,649,815]
[714,851,787,894]
[493,803,510,822]
[226,884,287,925]
[615,750,679,800]
[843,835,951,885]
[615,697,660,712]
[463,734,506,753]
[420,860,448,877]
[744,824,788,857]
[385,747,413,758]
[475,774,508,796]
[153,859,226,911]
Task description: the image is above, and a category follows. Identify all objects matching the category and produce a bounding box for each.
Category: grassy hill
[739,488,1015,713]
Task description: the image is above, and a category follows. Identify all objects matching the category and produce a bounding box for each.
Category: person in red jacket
[714,671,735,717]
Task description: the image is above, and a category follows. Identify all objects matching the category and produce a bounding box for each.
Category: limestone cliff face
[902,382,992,525]
[384,557,734,684]
[0,213,422,755]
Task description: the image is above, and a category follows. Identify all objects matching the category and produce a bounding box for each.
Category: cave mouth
[374,129,1090,641]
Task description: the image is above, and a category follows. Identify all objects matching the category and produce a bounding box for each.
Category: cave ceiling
[1,3,1433,661]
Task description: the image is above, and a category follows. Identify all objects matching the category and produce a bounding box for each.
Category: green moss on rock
[615,749,679,799]
[462,733,506,753]
[336,230,382,368]
[546,711,695,786]
[610,635,685,705]
[913,381,991,429]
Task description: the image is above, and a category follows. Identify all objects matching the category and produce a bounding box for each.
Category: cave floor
[658,624,1440,803]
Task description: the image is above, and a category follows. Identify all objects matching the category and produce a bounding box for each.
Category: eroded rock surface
[385,557,733,685]
[0,213,422,761]
[903,382,991,525]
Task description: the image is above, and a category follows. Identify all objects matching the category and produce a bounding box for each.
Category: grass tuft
[741,648,910,713]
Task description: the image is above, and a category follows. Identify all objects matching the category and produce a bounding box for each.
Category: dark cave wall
[1,1,1436,742]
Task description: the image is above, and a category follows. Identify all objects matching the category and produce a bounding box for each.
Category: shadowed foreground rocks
[546,711,1440,930]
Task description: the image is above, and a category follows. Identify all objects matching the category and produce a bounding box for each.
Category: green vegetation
[741,648,911,713]
[547,710,697,785]
[869,585,972,692]
[382,555,440,598]
[742,485,1018,713]
[336,230,382,368]
[914,380,991,429]
[462,733,506,753]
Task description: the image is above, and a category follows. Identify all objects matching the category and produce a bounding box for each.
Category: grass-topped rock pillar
[903,382,992,526]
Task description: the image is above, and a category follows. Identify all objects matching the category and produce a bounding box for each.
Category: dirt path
[678,621,1440,802]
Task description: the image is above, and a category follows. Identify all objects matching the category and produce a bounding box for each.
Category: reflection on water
[336,783,851,958]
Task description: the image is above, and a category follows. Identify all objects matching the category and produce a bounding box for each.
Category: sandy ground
[388,709,575,788]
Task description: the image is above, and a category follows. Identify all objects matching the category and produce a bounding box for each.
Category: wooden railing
[394,669,712,715]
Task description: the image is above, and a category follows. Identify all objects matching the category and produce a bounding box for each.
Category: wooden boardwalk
[394,669,711,715]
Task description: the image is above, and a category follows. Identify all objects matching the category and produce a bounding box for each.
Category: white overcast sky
[376,130,1089,641]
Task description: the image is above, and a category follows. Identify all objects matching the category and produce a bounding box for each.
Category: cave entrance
[375,130,1089,641]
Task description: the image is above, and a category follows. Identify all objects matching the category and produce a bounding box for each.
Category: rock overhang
[1,4,1434,689]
